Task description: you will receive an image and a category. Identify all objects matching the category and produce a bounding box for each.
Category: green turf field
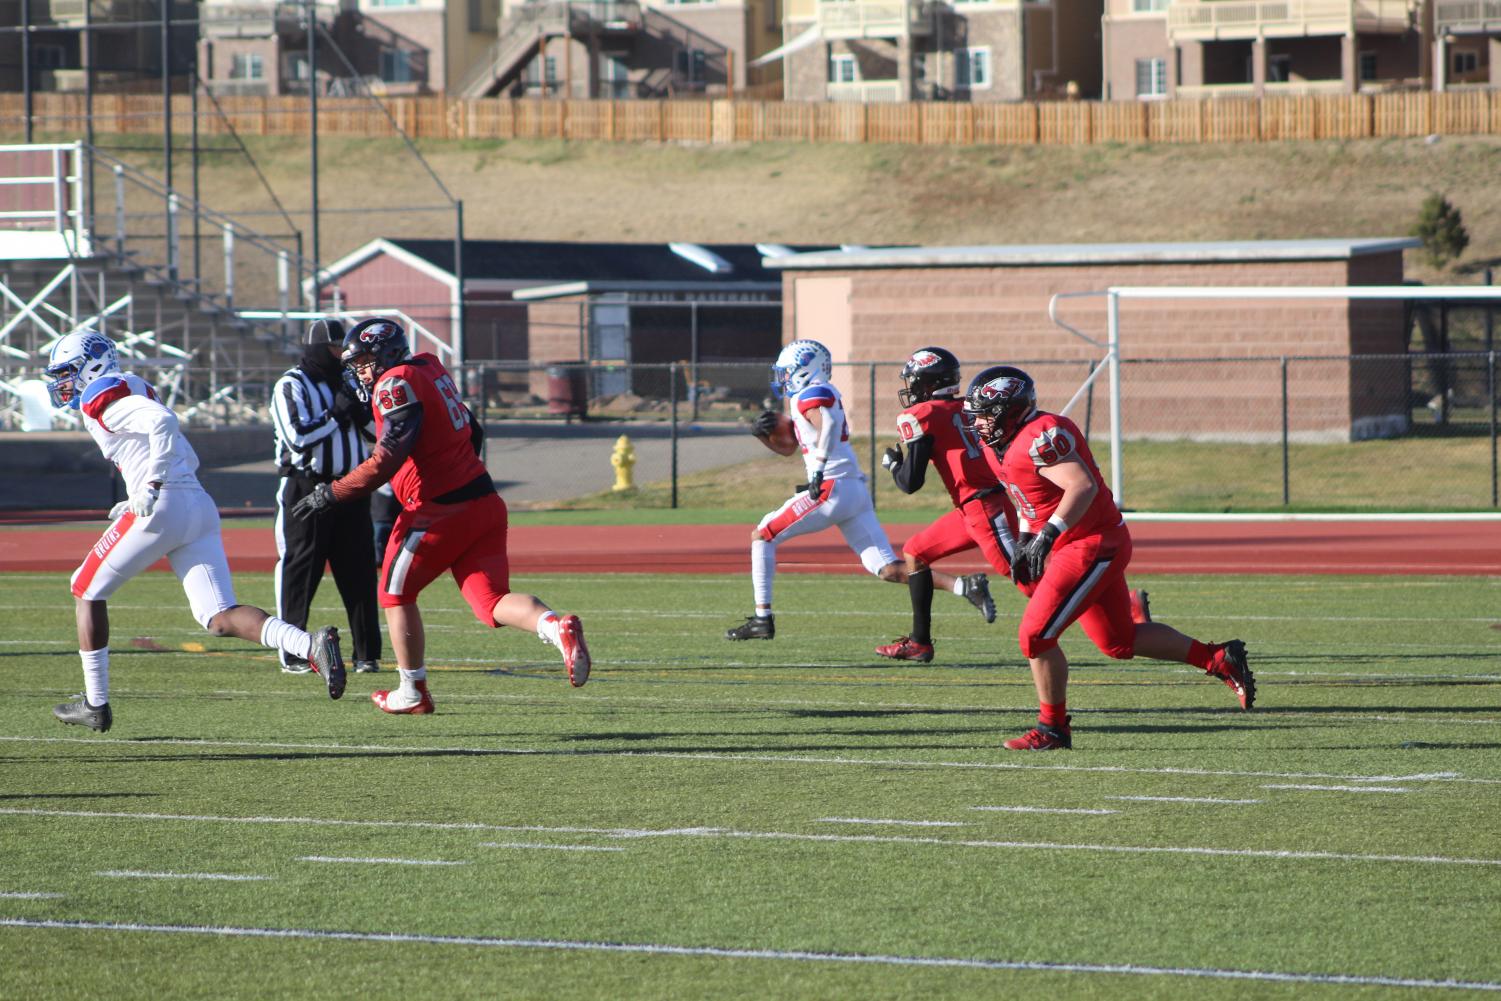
[1,569,1498,1000]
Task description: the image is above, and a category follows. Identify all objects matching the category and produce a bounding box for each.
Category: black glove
[1010,533,1035,586]
[881,445,903,473]
[1022,524,1061,583]
[329,391,366,430]
[753,410,782,437]
[291,482,336,521]
[807,468,825,497]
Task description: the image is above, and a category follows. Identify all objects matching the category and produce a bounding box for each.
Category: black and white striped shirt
[271,367,367,479]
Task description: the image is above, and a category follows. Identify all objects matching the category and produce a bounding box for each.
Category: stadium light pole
[308,0,321,307]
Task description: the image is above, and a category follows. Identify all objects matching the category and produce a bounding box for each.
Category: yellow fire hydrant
[611,434,637,492]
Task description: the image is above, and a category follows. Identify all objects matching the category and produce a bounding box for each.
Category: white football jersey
[79,372,201,498]
[788,380,862,482]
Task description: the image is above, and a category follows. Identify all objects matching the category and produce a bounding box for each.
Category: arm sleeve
[808,400,841,471]
[271,374,338,452]
[106,397,179,485]
[330,404,424,502]
[891,435,931,494]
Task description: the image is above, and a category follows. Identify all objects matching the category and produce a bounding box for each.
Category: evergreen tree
[1411,193,1470,270]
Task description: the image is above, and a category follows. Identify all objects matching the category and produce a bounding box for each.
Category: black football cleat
[964,573,996,624]
[726,615,775,641]
[54,696,112,733]
[308,626,347,700]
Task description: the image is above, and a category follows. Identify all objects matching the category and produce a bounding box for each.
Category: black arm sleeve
[891,436,933,495]
[466,406,485,456]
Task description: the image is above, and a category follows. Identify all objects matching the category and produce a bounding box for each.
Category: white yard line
[297,856,469,867]
[478,842,626,853]
[8,809,1496,868]
[1263,784,1413,794]
[970,806,1120,816]
[817,818,967,827]
[0,891,64,899]
[0,918,1496,992]
[1108,796,1262,805]
[95,870,270,881]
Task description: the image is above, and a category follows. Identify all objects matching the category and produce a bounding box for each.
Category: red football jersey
[372,354,483,508]
[991,411,1122,545]
[895,397,1001,508]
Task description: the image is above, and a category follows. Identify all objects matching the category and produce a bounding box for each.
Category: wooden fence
[3,90,1499,146]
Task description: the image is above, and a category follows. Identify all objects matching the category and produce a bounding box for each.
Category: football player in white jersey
[726,339,982,641]
[41,331,347,733]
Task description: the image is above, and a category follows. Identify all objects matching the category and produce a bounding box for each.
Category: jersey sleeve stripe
[80,379,132,425]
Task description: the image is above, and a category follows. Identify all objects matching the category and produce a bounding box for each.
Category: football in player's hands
[753,410,798,456]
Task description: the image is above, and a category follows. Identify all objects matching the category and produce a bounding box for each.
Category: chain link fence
[3,352,1499,513]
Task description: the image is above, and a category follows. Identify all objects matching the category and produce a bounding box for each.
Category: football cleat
[725,615,774,641]
[354,660,381,674]
[964,573,996,624]
[280,659,312,675]
[54,696,112,733]
[1207,639,1256,711]
[307,626,346,700]
[1129,589,1152,625]
[1003,716,1072,751]
[371,681,434,715]
[559,614,590,688]
[876,636,935,663]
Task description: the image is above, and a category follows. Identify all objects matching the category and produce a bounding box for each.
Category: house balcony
[1434,0,1501,33]
[827,78,906,100]
[44,0,156,25]
[1166,0,1414,41]
[199,0,353,40]
[817,0,933,40]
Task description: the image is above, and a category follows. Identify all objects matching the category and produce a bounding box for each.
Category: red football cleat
[875,636,935,663]
[371,681,435,715]
[1003,716,1072,751]
[1129,589,1151,625]
[1207,639,1255,711]
[559,614,590,687]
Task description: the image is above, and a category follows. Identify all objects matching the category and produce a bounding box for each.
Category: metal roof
[381,238,829,284]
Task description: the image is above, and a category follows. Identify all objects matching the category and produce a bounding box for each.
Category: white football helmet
[44,330,121,410]
[771,339,833,398]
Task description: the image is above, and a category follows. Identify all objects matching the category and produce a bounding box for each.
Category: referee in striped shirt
[271,319,381,675]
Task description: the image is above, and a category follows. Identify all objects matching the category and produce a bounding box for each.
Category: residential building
[0,0,197,95]
[777,0,1103,102]
[1433,0,1501,88]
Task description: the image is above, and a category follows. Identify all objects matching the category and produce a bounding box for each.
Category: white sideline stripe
[1263,784,1413,794]
[4,739,1497,785]
[1,918,1497,993]
[298,856,469,867]
[0,892,64,899]
[95,870,270,882]
[970,806,1120,816]
[478,842,626,853]
[1109,796,1262,805]
[11,809,1498,868]
[817,818,967,827]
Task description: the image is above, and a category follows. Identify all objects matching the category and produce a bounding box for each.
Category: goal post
[1048,284,1501,511]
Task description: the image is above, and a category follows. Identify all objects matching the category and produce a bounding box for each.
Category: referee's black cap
[306,318,347,346]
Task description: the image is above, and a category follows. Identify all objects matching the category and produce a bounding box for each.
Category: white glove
[127,484,160,519]
[108,500,129,521]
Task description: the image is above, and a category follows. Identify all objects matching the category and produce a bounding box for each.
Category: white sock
[260,616,313,662]
[754,608,772,619]
[952,578,966,596]
[751,537,775,611]
[383,666,426,710]
[536,611,561,648]
[81,647,109,707]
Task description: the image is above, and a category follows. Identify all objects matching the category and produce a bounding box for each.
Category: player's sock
[260,616,313,662]
[383,666,427,710]
[1039,701,1068,729]
[1185,640,1215,671]
[908,568,934,646]
[80,647,109,707]
[751,537,775,611]
[754,608,772,619]
[536,611,561,647]
[951,577,966,596]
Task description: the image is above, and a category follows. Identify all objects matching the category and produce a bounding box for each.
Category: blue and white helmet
[44,330,120,409]
[771,339,832,398]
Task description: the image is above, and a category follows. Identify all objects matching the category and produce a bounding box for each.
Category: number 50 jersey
[372,353,483,509]
[991,411,1122,546]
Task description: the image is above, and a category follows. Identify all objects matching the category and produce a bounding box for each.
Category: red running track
[2,519,1499,576]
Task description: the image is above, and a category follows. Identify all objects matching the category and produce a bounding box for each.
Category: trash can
[546,366,588,422]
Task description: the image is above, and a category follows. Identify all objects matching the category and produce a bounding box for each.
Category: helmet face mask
[898,346,961,408]
[44,330,120,410]
[770,339,833,399]
[963,365,1037,450]
[340,318,410,403]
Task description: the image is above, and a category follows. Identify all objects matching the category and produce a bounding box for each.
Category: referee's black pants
[274,474,382,667]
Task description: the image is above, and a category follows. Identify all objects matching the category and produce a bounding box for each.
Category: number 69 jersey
[992,411,1122,545]
[372,353,482,509]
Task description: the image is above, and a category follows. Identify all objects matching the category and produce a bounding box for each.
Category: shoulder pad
[373,374,420,418]
[80,376,132,422]
[895,410,927,443]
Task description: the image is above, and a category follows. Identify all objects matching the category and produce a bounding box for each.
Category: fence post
[167,192,180,282]
[1490,350,1497,508]
[868,362,878,507]
[1280,355,1290,507]
[223,224,235,310]
[670,361,680,510]
[113,164,126,253]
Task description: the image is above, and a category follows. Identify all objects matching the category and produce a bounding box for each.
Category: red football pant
[1017,524,1135,660]
[380,491,512,626]
[901,494,1017,575]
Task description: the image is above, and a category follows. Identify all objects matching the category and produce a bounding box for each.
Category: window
[1131,0,1169,11]
[368,0,419,7]
[287,54,310,82]
[1134,57,1166,98]
[545,56,558,84]
[230,53,264,80]
[1269,54,1292,83]
[1359,51,1377,82]
[600,54,630,98]
[1453,50,1478,76]
[956,46,990,89]
[674,48,706,83]
[829,53,857,84]
[380,49,413,83]
[33,45,65,69]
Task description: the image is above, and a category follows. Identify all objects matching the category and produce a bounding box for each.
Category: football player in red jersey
[293,318,590,714]
[875,347,1014,662]
[963,366,1256,750]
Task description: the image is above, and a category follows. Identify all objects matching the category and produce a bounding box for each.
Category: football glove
[127,483,160,519]
[807,468,825,497]
[881,445,903,472]
[752,409,782,438]
[108,500,130,521]
[1009,533,1035,586]
[1022,524,1061,583]
[291,482,336,521]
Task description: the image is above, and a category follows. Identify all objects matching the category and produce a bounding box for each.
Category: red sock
[1039,701,1068,729]
[1187,640,1216,671]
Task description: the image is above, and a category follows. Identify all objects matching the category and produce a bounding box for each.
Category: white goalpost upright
[1048,284,1501,511]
